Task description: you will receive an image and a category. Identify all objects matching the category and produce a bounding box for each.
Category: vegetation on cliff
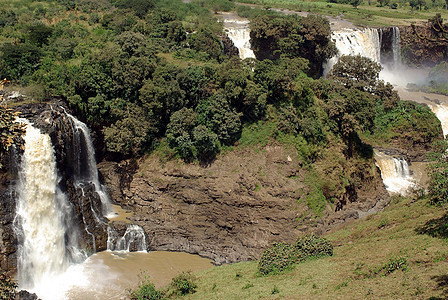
[0,79,24,169]
[0,0,442,216]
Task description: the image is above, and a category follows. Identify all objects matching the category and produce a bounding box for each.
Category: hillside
[183,195,448,299]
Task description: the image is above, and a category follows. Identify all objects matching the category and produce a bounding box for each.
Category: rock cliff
[100,144,389,264]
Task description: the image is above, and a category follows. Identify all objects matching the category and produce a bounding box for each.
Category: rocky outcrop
[0,170,18,275]
[220,35,239,57]
[100,144,389,264]
[399,25,448,67]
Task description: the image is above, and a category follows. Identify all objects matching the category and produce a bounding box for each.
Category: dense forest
[0,0,442,211]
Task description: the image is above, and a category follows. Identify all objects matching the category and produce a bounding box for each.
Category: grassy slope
[184,196,448,299]
[236,0,448,27]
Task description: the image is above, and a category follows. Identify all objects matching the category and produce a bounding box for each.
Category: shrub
[258,242,300,275]
[0,272,17,300]
[295,233,333,259]
[379,257,408,275]
[169,272,197,296]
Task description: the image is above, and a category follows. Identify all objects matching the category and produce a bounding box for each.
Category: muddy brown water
[65,251,212,300]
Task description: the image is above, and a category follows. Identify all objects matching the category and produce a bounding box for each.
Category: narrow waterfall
[374,150,415,195]
[107,225,147,252]
[324,28,381,75]
[66,113,115,218]
[14,119,85,295]
[391,26,401,69]
[223,19,256,60]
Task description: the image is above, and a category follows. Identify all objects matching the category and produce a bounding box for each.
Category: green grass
[236,0,448,27]
[238,121,277,148]
[181,195,448,299]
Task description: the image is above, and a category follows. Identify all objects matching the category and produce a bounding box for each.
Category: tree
[250,14,336,77]
[114,0,154,18]
[328,55,382,92]
[409,0,424,10]
[139,65,186,130]
[192,125,220,160]
[197,92,242,146]
[103,104,156,156]
[26,23,53,47]
[351,0,363,8]
[412,14,448,44]
[187,28,223,61]
[166,108,198,160]
[0,43,42,81]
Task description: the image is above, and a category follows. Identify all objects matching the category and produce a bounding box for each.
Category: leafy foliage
[258,234,333,275]
[295,233,334,259]
[250,14,336,77]
[168,272,197,296]
[130,275,163,300]
[258,242,300,275]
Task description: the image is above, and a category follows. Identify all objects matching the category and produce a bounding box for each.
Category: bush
[380,257,407,275]
[295,233,333,259]
[0,272,17,300]
[258,242,300,275]
[168,272,197,296]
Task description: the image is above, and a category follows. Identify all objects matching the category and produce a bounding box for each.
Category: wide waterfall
[324,28,381,75]
[223,19,255,60]
[66,113,115,218]
[14,119,86,298]
[374,150,415,195]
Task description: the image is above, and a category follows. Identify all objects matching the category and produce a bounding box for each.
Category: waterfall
[107,225,147,252]
[223,19,256,60]
[428,104,448,138]
[374,150,415,195]
[66,113,115,218]
[391,26,401,69]
[324,28,381,75]
[14,119,86,295]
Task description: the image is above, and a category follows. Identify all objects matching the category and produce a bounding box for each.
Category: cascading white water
[223,19,256,60]
[324,28,381,75]
[107,225,147,252]
[391,26,401,69]
[14,119,86,298]
[428,104,448,138]
[374,150,415,195]
[66,113,115,218]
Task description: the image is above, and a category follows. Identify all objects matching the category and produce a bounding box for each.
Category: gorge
[0,3,447,299]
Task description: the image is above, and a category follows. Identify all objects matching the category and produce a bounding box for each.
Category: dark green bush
[169,272,197,296]
[295,233,333,259]
[257,242,300,275]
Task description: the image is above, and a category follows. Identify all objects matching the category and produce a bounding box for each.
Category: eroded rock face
[399,25,448,67]
[100,145,389,264]
[0,171,17,274]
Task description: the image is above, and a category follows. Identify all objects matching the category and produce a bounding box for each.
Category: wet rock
[15,290,39,300]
